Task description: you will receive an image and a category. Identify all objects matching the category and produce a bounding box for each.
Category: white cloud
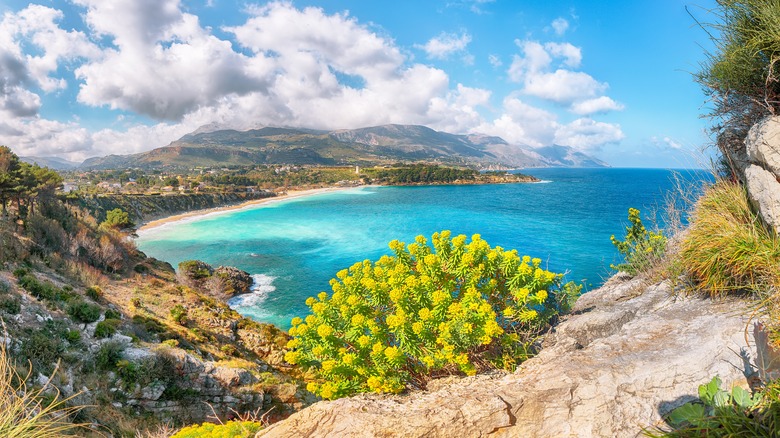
[418,32,472,60]
[524,69,606,103]
[651,136,683,150]
[551,18,569,36]
[544,42,581,68]
[488,54,502,67]
[554,118,624,150]
[570,96,625,115]
[474,96,558,146]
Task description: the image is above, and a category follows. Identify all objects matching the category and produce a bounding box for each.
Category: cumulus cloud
[570,96,625,115]
[418,32,472,60]
[551,18,569,36]
[651,136,683,150]
[554,118,624,150]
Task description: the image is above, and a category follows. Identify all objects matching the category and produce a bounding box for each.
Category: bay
[136,168,711,329]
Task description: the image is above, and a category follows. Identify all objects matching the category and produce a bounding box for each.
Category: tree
[0,146,22,216]
[101,208,133,229]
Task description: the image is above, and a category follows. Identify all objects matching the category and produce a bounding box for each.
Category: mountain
[21,156,80,170]
[79,124,609,170]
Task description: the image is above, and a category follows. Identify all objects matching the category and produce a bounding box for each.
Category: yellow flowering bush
[170,420,262,438]
[285,231,580,400]
[610,208,667,275]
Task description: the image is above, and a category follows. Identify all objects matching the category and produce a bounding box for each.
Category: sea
[135,168,712,329]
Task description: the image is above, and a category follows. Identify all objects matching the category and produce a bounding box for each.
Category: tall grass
[0,335,85,437]
[681,180,780,296]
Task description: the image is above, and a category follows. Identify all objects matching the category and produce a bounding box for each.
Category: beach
[137,185,361,233]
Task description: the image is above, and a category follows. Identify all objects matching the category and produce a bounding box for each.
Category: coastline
[137,185,364,233]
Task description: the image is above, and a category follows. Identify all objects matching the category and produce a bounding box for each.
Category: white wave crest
[228,274,276,308]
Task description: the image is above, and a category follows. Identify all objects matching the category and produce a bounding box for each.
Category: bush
[94,318,121,339]
[170,305,187,325]
[646,376,779,437]
[170,421,262,438]
[0,296,21,315]
[104,308,122,320]
[101,208,133,229]
[95,340,125,370]
[66,330,81,344]
[66,299,102,324]
[681,181,780,296]
[285,231,580,400]
[85,285,103,302]
[178,260,212,280]
[0,279,10,294]
[610,208,666,275]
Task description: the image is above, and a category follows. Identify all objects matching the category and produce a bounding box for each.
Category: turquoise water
[136,168,711,329]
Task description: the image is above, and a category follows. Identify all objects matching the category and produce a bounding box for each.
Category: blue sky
[0,0,717,167]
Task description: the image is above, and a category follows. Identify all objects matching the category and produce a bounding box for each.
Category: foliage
[66,299,102,324]
[170,304,187,325]
[681,181,780,295]
[0,145,63,217]
[696,1,780,174]
[94,318,121,338]
[647,376,780,437]
[20,330,66,375]
[101,208,134,229]
[94,340,125,370]
[0,329,85,437]
[374,165,476,184]
[104,308,122,320]
[285,231,580,400]
[170,420,263,438]
[610,208,667,275]
[0,296,21,314]
[178,260,212,280]
[86,285,103,301]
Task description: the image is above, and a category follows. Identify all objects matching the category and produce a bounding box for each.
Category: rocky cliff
[70,191,275,224]
[258,274,755,437]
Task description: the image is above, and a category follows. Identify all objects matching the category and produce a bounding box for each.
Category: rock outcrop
[740,116,780,233]
[258,274,755,438]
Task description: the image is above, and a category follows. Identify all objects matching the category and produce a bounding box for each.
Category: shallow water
[136,168,711,329]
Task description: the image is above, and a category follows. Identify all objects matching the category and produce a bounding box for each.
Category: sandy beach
[137,185,362,233]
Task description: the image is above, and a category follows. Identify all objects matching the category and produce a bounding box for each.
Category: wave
[227,274,277,309]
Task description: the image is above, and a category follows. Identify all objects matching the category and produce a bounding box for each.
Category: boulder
[257,275,755,438]
[745,164,780,234]
[210,266,253,298]
[746,116,780,175]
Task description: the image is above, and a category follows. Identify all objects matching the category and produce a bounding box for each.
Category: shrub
[0,279,10,294]
[610,208,667,275]
[85,285,103,302]
[101,208,133,229]
[65,330,81,344]
[646,376,779,437]
[94,319,121,339]
[170,421,262,438]
[104,308,122,320]
[20,330,66,375]
[178,260,212,280]
[681,181,780,296]
[0,330,85,436]
[12,267,29,278]
[0,296,20,315]
[94,340,125,370]
[66,299,101,324]
[285,231,580,400]
[170,305,187,325]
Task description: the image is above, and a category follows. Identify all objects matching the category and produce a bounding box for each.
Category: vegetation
[647,376,779,437]
[101,208,133,229]
[0,331,84,437]
[696,0,780,175]
[680,181,780,296]
[610,208,667,275]
[170,420,263,438]
[0,145,62,217]
[285,231,580,400]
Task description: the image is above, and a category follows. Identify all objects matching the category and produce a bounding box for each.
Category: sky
[0,0,719,167]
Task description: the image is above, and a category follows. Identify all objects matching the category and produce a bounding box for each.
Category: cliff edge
[258,274,754,437]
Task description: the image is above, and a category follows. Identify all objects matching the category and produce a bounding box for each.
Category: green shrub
[21,331,66,375]
[12,267,29,278]
[94,340,125,370]
[285,231,580,400]
[66,299,102,324]
[647,376,779,437]
[18,275,59,302]
[94,319,121,339]
[0,296,20,315]
[170,305,187,325]
[104,308,121,320]
[85,286,103,302]
[171,420,262,438]
[66,330,82,344]
[115,359,139,386]
[0,279,10,294]
[178,260,212,280]
[681,181,780,296]
[101,208,133,229]
[610,208,666,275]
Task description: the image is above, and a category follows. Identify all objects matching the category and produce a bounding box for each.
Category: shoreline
[136,185,364,233]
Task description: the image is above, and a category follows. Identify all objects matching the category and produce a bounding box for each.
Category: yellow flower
[532,258,541,267]
[367,376,382,391]
[321,360,337,372]
[412,322,424,334]
[286,339,299,349]
[336,269,349,280]
[421,356,435,368]
[320,382,335,399]
[358,335,371,347]
[522,255,531,264]
[418,307,432,320]
[291,317,303,326]
[317,324,334,338]
[351,314,365,326]
[296,323,308,334]
[305,297,316,306]
[306,382,319,393]
[342,353,355,365]
[535,290,548,301]
[312,346,324,356]
[372,342,384,354]
[347,294,360,306]
[305,315,317,325]
[455,353,469,365]
[312,302,325,314]
[384,346,403,363]
[318,291,328,301]
[284,351,299,364]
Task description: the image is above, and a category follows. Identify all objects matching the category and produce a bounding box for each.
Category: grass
[680,180,780,296]
[0,332,85,437]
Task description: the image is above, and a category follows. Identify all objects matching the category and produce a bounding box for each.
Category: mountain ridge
[77,124,609,170]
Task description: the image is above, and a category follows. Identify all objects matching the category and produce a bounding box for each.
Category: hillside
[79,124,609,170]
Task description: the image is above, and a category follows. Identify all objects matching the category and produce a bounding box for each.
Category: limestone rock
[746,116,780,175]
[258,275,755,438]
[745,164,780,234]
[213,366,258,387]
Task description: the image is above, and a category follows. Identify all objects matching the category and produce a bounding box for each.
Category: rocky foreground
[258,274,756,438]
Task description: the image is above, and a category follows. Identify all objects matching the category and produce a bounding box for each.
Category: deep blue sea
[136,168,711,329]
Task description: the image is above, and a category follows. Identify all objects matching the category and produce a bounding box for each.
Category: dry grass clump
[0,336,85,437]
[680,180,780,296]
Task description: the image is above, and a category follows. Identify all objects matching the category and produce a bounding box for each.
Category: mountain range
[68,124,608,170]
